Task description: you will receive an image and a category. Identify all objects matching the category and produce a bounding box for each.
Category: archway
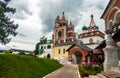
[72,52,82,64]
[67,44,91,64]
[47,54,50,58]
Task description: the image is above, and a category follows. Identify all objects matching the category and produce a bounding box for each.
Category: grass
[0,54,62,78]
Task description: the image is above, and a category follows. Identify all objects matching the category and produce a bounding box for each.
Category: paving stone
[89,75,99,78]
[44,64,80,78]
[97,73,107,78]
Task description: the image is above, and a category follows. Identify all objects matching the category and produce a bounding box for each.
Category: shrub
[79,64,103,77]
[4,50,10,54]
[18,52,25,55]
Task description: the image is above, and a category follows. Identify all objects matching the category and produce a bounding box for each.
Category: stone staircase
[85,67,120,78]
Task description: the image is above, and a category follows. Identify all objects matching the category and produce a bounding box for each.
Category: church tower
[52,12,76,45]
[66,20,76,42]
[79,14,104,49]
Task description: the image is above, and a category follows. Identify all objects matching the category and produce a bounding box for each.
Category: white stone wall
[79,36,104,44]
[54,56,69,64]
[85,43,99,49]
[39,43,54,58]
[43,49,53,58]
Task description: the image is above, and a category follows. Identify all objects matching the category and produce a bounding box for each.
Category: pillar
[103,30,118,71]
[81,55,87,65]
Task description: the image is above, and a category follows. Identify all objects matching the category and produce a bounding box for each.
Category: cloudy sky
[0,0,110,51]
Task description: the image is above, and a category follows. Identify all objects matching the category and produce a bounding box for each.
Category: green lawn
[0,54,62,78]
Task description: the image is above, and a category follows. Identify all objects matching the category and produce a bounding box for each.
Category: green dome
[82,25,88,30]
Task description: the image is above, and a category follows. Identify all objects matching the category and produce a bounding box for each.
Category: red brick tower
[52,12,76,45]
[66,20,76,42]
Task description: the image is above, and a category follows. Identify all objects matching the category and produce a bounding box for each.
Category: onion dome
[82,25,88,30]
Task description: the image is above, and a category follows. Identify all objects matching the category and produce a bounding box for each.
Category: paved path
[44,64,80,78]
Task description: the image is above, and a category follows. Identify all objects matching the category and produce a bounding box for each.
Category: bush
[79,64,103,77]
[4,50,10,54]
[18,52,25,55]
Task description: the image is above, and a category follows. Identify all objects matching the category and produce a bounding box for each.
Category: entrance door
[72,52,82,64]
[47,54,50,58]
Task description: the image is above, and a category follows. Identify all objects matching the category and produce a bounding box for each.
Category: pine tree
[0,0,18,44]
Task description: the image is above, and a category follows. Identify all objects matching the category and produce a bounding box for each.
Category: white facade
[79,36,104,49]
[38,43,54,58]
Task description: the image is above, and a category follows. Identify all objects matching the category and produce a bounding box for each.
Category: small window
[89,38,93,43]
[58,49,60,54]
[47,45,51,49]
[63,49,65,54]
[41,46,43,49]
[44,46,46,49]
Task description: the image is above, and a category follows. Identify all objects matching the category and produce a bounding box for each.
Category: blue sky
[0,0,110,51]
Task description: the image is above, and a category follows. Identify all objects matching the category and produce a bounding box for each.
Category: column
[103,30,118,71]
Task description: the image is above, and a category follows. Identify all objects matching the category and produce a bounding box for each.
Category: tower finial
[63,12,64,16]
[91,14,93,18]
[89,14,96,27]
[61,12,66,20]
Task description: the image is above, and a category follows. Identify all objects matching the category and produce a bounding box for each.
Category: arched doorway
[67,44,92,64]
[72,52,82,64]
[47,54,50,58]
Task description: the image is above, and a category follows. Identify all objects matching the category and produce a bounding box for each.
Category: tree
[34,42,40,55]
[0,0,18,45]
[34,36,47,55]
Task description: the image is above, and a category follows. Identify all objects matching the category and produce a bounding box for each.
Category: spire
[89,14,96,27]
[69,19,72,26]
[88,14,99,32]
[61,12,66,21]
[55,15,60,21]
[55,15,60,23]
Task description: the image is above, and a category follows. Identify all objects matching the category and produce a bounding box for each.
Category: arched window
[58,31,62,39]
[47,45,51,49]
[89,38,93,43]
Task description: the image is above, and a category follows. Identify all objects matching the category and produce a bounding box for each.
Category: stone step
[89,75,99,78]
[102,70,120,78]
[97,73,107,78]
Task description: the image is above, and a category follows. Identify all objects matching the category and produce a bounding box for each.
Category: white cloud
[0,0,110,51]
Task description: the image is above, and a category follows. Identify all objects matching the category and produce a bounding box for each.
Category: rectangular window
[58,49,60,54]
[44,46,46,49]
[63,49,65,54]
[41,46,43,49]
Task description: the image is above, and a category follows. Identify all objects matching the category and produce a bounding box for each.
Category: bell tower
[53,12,68,45]
[66,20,76,42]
